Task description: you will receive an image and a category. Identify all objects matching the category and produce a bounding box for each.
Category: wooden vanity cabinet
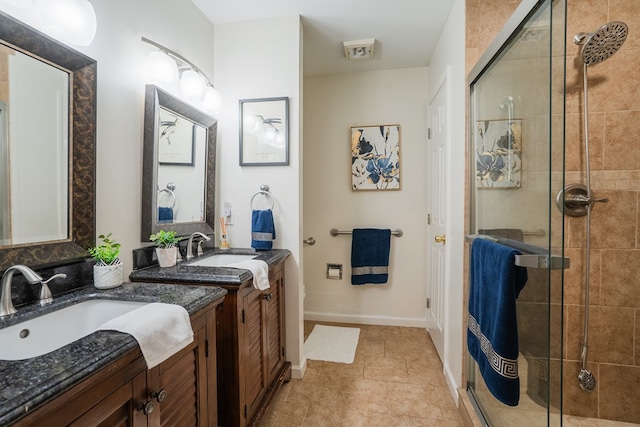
[217,259,290,427]
[13,300,221,427]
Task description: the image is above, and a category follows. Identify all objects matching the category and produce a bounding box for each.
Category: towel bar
[330,228,403,237]
[465,234,569,270]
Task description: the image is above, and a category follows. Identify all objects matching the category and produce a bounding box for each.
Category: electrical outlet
[224,202,233,225]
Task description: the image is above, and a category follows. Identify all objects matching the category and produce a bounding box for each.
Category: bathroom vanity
[130,248,291,427]
[0,282,226,426]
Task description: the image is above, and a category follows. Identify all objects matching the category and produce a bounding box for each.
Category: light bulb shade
[146,51,179,87]
[38,0,97,46]
[180,70,206,102]
[203,86,222,114]
[2,0,34,7]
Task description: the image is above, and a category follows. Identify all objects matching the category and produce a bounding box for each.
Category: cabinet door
[146,329,207,427]
[242,288,266,423]
[68,371,147,427]
[264,267,285,385]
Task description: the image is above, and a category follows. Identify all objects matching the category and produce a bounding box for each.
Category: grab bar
[465,234,570,270]
[330,228,403,237]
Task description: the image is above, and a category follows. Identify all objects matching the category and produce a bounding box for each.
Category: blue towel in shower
[158,207,173,223]
[351,228,391,285]
[251,209,276,250]
[467,238,528,406]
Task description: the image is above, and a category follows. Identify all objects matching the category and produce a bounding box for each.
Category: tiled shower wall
[562,0,640,422]
[467,0,640,424]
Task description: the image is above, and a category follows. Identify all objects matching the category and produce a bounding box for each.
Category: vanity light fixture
[142,37,222,115]
[0,0,97,46]
[343,38,375,60]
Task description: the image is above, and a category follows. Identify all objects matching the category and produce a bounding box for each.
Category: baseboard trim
[444,364,460,404]
[304,311,427,328]
[291,358,306,379]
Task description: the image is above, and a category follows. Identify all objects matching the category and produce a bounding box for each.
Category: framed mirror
[141,84,217,241]
[0,11,97,271]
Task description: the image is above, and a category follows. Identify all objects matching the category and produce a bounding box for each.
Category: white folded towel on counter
[98,303,193,369]
[228,259,270,290]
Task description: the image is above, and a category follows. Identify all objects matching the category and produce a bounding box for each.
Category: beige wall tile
[599,364,640,422]
[600,249,640,307]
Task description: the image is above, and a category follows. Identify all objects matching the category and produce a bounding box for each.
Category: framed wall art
[239,97,289,166]
[351,124,401,191]
[475,119,522,188]
[158,106,196,166]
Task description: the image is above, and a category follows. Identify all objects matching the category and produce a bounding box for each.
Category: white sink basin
[0,299,147,360]
[189,253,257,267]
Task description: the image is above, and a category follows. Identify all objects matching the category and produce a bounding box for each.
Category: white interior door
[426,77,448,362]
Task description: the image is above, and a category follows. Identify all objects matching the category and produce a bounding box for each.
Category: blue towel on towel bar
[158,207,173,223]
[251,209,276,250]
[467,238,528,406]
[351,228,391,285]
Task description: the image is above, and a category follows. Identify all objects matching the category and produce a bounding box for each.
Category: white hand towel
[228,259,270,290]
[98,302,194,369]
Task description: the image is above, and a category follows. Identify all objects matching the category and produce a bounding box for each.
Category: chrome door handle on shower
[303,237,316,245]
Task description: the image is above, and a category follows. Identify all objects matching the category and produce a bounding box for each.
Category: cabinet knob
[434,235,446,244]
[152,389,168,402]
[262,293,273,301]
[137,401,155,415]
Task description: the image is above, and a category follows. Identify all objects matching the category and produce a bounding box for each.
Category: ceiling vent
[343,38,375,60]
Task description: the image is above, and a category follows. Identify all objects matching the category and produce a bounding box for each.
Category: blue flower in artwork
[367,156,394,185]
[477,153,505,182]
[357,134,374,155]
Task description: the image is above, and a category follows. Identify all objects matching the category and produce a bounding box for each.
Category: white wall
[303,68,429,327]
[427,0,466,399]
[213,16,304,377]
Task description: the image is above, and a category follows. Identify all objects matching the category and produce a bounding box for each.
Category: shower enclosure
[467,0,640,425]
[468,1,566,425]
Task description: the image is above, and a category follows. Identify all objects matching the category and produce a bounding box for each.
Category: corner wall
[213,16,304,377]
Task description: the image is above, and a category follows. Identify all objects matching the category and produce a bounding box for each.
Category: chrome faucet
[0,265,43,317]
[38,273,67,306]
[186,232,211,260]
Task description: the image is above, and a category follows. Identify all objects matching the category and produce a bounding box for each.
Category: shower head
[578,369,596,392]
[574,21,628,66]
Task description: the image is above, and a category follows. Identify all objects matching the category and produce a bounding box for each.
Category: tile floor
[259,321,465,427]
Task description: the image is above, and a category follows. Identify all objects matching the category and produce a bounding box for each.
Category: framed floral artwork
[475,119,522,188]
[351,124,401,191]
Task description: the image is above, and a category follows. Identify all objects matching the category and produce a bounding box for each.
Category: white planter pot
[93,263,124,289]
[156,247,178,268]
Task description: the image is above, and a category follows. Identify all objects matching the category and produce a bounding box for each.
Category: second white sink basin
[0,299,148,360]
[189,253,257,267]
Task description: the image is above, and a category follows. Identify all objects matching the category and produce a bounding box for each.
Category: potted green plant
[88,233,123,289]
[150,230,180,267]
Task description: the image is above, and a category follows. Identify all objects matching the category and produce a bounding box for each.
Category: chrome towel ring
[250,190,274,210]
[158,182,176,209]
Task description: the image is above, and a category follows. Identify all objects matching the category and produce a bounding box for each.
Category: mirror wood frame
[0,11,96,272]
[141,84,216,241]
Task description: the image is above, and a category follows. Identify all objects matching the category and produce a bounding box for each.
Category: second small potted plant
[89,233,123,289]
[150,230,180,267]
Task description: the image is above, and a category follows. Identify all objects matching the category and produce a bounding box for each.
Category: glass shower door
[467,0,566,426]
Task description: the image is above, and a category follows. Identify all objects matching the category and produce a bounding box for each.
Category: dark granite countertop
[129,247,291,287]
[0,282,227,426]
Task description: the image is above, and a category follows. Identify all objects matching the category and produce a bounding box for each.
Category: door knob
[435,235,446,244]
[303,237,316,245]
